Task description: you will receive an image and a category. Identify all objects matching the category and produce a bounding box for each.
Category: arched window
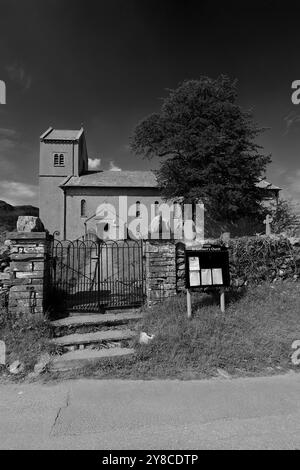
[54,153,65,167]
[53,154,59,166]
[154,201,159,217]
[136,201,141,218]
[80,199,87,218]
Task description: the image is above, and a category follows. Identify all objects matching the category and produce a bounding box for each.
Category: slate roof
[40,128,84,141]
[62,172,281,191]
[256,179,281,191]
[62,171,158,188]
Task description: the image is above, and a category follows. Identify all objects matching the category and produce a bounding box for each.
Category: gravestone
[16,216,45,233]
[263,214,273,236]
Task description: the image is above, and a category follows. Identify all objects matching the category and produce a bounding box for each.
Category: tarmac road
[1,373,300,449]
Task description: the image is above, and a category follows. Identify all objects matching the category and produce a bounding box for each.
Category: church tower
[39,127,88,237]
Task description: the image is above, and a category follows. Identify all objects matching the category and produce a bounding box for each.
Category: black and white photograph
[0,0,300,453]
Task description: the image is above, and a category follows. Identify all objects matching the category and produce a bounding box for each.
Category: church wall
[64,186,165,240]
[39,141,76,177]
[39,176,65,236]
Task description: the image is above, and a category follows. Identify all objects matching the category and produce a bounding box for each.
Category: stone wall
[144,240,177,306]
[174,236,300,292]
[5,232,51,317]
[3,231,299,315]
[176,242,186,293]
[227,236,300,286]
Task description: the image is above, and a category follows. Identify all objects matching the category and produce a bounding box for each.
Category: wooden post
[187,288,192,318]
[220,288,225,313]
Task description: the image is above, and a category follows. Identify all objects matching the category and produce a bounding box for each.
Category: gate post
[6,231,52,318]
[144,240,177,306]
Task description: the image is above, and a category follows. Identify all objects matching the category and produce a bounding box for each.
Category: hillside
[0,200,39,234]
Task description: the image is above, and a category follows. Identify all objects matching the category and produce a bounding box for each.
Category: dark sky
[0,0,300,207]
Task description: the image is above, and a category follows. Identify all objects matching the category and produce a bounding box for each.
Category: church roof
[62,171,158,188]
[40,127,84,141]
[62,172,281,191]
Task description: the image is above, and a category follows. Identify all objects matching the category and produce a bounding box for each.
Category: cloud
[5,63,32,91]
[88,158,101,170]
[0,128,17,138]
[0,181,38,206]
[0,137,16,151]
[285,170,300,196]
[283,112,300,135]
[0,128,18,173]
[278,170,300,216]
[109,160,122,171]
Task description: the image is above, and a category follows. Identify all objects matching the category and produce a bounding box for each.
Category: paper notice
[201,269,212,285]
[212,268,223,285]
[189,257,200,271]
[189,271,200,286]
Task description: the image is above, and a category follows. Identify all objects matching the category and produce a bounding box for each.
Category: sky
[0,0,300,208]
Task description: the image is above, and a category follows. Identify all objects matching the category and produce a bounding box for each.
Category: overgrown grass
[48,280,300,381]
[0,312,53,379]
[2,281,300,382]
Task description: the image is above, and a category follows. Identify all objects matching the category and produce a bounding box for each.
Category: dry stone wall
[175,235,300,292]
[5,232,51,317]
[144,241,177,305]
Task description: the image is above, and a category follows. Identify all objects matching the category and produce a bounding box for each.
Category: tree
[130,76,271,226]
[268,199,300,236]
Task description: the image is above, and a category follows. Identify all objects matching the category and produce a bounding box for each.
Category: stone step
[50,347,135,372]
[51,329,136,347]
[69,308,140,317]
[51,311,142,329]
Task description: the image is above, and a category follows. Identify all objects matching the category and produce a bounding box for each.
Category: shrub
[227,235,298,285]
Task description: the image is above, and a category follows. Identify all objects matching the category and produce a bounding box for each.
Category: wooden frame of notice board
[185,245,230,317]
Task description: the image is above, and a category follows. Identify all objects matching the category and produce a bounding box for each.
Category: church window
[53,153,65,167]
[154,201,159,217]
[81,199,87,218]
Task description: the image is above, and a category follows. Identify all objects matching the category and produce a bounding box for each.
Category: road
[1,373,300,449]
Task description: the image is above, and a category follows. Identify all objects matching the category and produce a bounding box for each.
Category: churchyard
[1,225,300,382]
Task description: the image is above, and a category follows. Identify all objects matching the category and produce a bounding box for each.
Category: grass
[47,280,300,381]
[1,280,299,382]
[0,312,53,380]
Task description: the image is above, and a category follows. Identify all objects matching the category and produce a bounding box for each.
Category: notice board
[185,245,230,289]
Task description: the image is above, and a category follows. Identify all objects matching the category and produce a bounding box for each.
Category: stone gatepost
[144,240,177,306]
[6,231,52,318]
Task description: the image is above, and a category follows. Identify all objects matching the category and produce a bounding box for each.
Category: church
[39,127,281,240]
[39,127,172,240]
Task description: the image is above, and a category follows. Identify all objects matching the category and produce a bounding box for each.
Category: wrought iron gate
[49,238,145,312]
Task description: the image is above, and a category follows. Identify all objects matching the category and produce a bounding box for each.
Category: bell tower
[39,127,88,236]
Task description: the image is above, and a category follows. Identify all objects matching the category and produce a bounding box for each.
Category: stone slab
[15,272,44,279]
[50,347,135,371]
[51,329,136,346]
[51,311,142,328]
[7,232,48,240]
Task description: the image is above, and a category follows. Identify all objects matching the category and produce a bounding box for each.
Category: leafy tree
[130,76,271,226]
[269,199,300,236]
